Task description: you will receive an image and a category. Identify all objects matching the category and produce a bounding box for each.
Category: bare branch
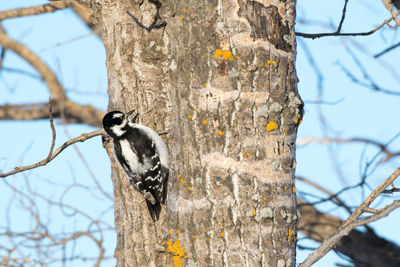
[336,46,400,96]
[0,31,66,101]
[383,187,400,194]
[46,98,56,162]
[296,176,351,213]
[0,129,105,178]
[296,10,400,39]
[382,0,400,26]
[298,201,400,266]
[300,200,400,267]
[0,1,71,20]
[374,41,400,57]
[299,168,400,266]
[297,136,400,161]
[0,101,105,127]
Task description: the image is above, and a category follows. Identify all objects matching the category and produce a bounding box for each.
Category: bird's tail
[146,199,161,221]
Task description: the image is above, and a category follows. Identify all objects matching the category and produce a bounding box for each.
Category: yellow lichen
[246,153,250,157]
[293,187,296,192]
[180,179,188,186]
[218,130,224,136]
[251,209,256,215]
[267,60,271,64]
[294,116,303,124]
[192,235,197,239]
[177,174,180,179]
[214,49,233,61]
[166,238,186,267]
[187,114,192,119]
[236,56,240,59]
[288,229,293,240]
[263,197,267,201]
[176,230,181,234]
[182,8,186,12]
[220,230,225,237]
[168,229,172,234]
[180,15,184,20]
[266,121,277,131]
[203,83,207,87]
[202,119,208,125]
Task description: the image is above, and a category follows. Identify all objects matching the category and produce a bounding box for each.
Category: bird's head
[102,111,127,138]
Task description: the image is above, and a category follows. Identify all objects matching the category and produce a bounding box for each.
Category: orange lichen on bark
[166,238,187,267]
[288,229,293,240]
[266,121,277,131]
[294,116,303,124]
[180,178,188,186]
[242,151,251,158]
[214,49,233,61]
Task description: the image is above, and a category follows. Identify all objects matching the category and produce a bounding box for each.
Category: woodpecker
[102,110,169,221]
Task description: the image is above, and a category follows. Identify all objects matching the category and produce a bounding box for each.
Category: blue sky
[1,0,400,266]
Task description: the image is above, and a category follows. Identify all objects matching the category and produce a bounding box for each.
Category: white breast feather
[119,139,152,175]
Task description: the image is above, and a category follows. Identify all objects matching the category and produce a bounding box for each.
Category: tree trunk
[91,0,301,266]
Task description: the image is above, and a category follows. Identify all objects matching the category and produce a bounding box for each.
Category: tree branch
[0,1,71,20]
[299,168,400,266]
[0,128,105,178]
[0,101,105,127]
[296,10,400,39]
[0,31,66,101]
[297,136,400,161]
[298,201,400,267]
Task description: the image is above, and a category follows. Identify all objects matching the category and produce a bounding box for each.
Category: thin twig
[0,129,105,178]
[374,41,400,58]
[296,10,400,39]
[46,97,56,162]
[0,1,71,20]
[296,176,351,213]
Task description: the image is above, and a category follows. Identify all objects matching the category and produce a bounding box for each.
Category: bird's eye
[112,117,123,125]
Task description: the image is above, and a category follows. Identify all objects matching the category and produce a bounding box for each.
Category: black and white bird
[102,110,169,221]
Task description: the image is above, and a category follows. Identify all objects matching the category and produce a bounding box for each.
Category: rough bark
[91,0,301,266]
